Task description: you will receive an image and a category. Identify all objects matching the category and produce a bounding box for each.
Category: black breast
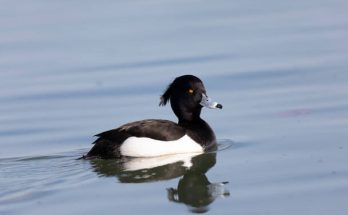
[181,119,217,150]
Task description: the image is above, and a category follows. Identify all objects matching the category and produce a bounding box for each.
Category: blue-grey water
[1,0,348,214]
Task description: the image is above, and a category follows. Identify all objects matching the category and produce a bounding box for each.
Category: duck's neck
[175,106,202,124]
[178,116,203,126]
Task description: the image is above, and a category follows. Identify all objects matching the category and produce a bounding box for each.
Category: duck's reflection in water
[89,152,229,213]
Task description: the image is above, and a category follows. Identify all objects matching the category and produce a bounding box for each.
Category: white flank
[120,134,203,157]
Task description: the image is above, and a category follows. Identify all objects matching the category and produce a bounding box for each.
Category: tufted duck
[85,75,222,159]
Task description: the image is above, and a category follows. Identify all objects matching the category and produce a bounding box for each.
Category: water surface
[1,0,348,214]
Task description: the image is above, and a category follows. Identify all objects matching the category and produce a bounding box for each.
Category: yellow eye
[188,88,194,94]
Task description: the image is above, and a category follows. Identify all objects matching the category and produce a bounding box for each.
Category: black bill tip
[216,104,223,109]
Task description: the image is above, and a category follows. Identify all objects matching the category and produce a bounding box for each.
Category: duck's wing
[86,120,186,158]
[95,119,186,142]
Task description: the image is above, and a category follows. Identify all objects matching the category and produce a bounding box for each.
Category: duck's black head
[159,75,222,123]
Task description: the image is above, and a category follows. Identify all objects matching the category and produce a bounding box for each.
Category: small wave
[217,139,234,152]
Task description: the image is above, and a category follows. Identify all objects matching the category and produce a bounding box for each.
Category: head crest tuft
[159,83,173,106]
